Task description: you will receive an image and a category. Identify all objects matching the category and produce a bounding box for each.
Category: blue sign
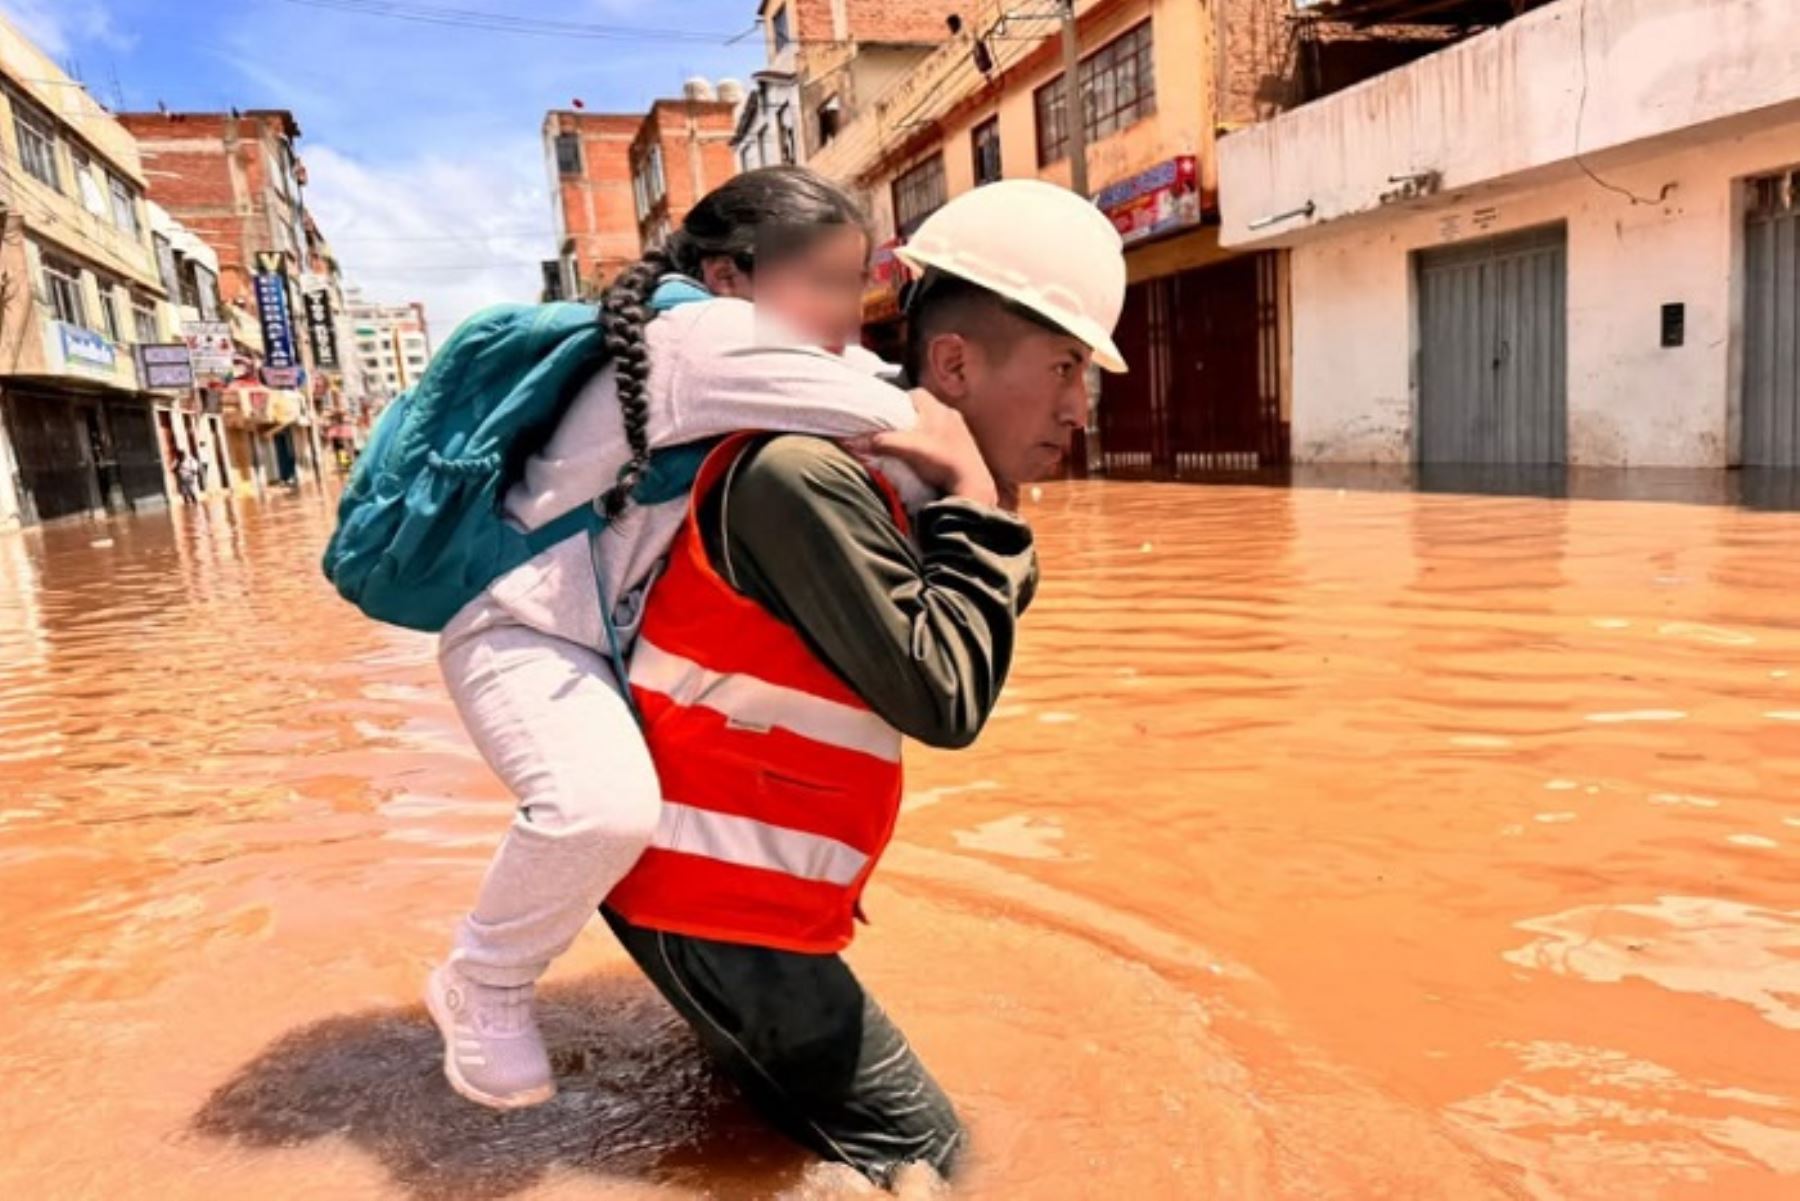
[254,270,299,370]
[58,322,117,370]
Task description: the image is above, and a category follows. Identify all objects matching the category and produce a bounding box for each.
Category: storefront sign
[862,238,907,324]
[260,364,305,389]
[232,386,304,426]
[182,320,235,381]
[302,287,340,371]
[1096,156,1203,247]
[136,343,196,390]
[57,322,117,371]
[252,251,300,371]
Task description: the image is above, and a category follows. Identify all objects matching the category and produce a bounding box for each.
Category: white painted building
[1219,0,1800,469]
[344,289,431,402]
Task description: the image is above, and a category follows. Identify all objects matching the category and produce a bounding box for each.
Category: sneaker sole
[423,970,557,1111]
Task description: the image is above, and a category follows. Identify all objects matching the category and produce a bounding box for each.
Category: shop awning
[226,383,308,428]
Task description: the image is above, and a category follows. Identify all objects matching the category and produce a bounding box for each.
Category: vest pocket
[759,768,848,800]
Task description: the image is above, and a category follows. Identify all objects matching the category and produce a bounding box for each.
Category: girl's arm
[652,299,917,448]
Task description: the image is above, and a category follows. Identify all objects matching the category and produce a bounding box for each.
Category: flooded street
[1,480,1797,1200]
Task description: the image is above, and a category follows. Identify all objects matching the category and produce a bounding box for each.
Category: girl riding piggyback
[422,168,923,1109]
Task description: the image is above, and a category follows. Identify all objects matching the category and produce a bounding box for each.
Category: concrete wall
[1218,0,1800,246]
[1284,114,1800,467]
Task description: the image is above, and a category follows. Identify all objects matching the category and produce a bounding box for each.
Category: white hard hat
[896,179,1128,373]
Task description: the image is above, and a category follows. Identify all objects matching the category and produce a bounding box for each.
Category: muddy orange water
[1,481,1797,1200]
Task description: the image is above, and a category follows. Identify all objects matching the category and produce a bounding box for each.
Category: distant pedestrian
[173,451,200,505]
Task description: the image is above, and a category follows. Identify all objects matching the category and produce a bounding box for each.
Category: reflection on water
[1163,463,1800,512]
[1502,897,1800,1031]
[1,479,1797,1200]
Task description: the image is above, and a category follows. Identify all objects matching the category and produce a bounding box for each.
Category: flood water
[1,480,1797,1200]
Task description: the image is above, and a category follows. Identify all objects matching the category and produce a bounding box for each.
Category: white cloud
[0,0,133,60]
[300,140,556,344]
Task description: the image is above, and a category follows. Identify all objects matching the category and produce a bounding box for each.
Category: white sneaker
[423,961,556,1109]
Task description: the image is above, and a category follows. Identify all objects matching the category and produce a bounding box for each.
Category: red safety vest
[608,433,909,954]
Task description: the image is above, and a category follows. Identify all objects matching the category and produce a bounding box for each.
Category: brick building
[118,108,325,487]
[543,110,641,299]
[630,88,740,251]
[736,0,947,172]
[544,81,743,299]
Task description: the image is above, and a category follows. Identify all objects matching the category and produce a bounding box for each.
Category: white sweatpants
[437,599,660,988]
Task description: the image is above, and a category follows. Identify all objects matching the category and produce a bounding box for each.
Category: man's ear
[700,256,747,298]
[922,332,972,403]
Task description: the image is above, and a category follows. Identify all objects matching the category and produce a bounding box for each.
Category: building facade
[146,199,232,500]
[742,0,945,171]
[805,0,1297,475]
[631,86,741,251]
[545,83,744,298]
[301,215,373,469]
[118,108,327,488]
[0,16,173,528]
[1218,0,1800,471]
[544,110,642,299]
[345,290,432,402]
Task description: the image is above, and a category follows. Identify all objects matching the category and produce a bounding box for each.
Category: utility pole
[1060,1,1100,478]
[1061,0,1087,199]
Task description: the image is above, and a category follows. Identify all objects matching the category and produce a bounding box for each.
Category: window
[1035,21,1156,166]
[132,297,158,345]
[771,5,791,53]
[777,105,796,165]
[12,92,60,190]
[109,174,140,235]
[634,144,666,219]
[192,263,220,321]
[71,148,108,217]
[646,144,665,203]
[892,154,947,239]
[817,96,842,147]
[554,132,582,175]
[972,116,1002,186]
[155,235,180,297]
[42,255,86,326]
[96,281,124,343]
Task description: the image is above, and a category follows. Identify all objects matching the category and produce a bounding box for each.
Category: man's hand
[862,390,1000,509]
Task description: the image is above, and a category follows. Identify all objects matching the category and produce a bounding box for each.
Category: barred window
[554,133,582,175]
[43,255,86,327]
[132,297,159,345]
[972,116,1002,186]
[109,174,140,235]
[1035,21,1156,167]
[892,154,947,239]
[96,281,124,343]
[12,92,61,190]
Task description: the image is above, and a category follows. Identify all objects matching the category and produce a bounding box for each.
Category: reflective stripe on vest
[651,802,870,886]
[632,637,902,765]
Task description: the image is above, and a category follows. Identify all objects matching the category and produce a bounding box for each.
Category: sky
[2,0,768,335]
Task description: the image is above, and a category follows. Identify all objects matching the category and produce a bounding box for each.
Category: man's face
[927,313,1093,493]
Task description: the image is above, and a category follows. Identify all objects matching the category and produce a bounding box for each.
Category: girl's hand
[863,391,999,508]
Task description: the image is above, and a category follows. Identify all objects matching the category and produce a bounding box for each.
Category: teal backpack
[321,279,712,636]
